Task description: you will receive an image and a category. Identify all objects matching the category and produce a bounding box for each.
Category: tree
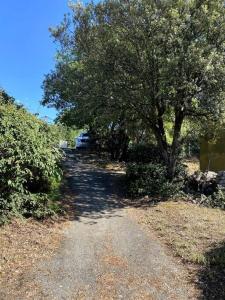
[0,88,15,104]
[43,0,225,178]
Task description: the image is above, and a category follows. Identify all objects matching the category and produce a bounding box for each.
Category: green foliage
[42,0,225,178]
[126,144,162,164]
[0,88,15,104]
[196,189,225,210]
[206,189,225,210]
[126,163,180,198]
[181,135,200,158]
[180,120,201,158]
[0,102,62,224]
[51,124,82,148]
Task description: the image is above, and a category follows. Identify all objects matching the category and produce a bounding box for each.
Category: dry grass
[0,154,76,298]
[95,154,200,175]
[93,155,126,173]
[183,157,200,174]
[102,161,126,173]
[75,151,125,173]
[136,200,225,265]
[0,156,81,298]
[0,217,65,298]
[0,182,76,298]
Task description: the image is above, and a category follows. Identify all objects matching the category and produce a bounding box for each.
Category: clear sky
[0,1,71,121]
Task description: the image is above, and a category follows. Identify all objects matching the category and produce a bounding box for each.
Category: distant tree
[43,0,225,178]
[0,88,15,104]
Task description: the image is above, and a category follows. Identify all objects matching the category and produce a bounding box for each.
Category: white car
[76,133,90,149]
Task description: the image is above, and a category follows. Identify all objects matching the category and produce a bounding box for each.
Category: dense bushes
[0,102,62,224]
[184,171,225,210]
[185,187,225,210]
[53,124,82,148]
[126,143,186,198]
[201,189,225,210]
[126,162,183,198]
[126,143,163,164]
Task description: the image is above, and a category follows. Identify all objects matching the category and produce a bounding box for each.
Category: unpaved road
[35,152,196,300]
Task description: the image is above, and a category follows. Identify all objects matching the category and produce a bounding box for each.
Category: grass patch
[100,161,125,172]
[183,157,200,174]
[0,218,63,298]
[91,153,126,173]
[139,200,225,266]
[0,169,76,298]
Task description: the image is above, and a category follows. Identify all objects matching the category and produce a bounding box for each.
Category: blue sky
[0,1,71,121]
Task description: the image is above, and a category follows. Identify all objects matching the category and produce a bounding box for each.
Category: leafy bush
[52,124,82,148]
[202,189,225,210]
[126,143,163,164]
[181,135,200,158]
[126,162,182,198]
[183,171,225,210]
[0,102,62,224]
[186,188,225,210]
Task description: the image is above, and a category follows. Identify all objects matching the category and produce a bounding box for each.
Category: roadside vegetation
[42,0,225,208]
[0,90,63,224]
[43,0,225,178]
[0,90,76,297]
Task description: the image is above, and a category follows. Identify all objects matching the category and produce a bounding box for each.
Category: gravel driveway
[35,151,196,300]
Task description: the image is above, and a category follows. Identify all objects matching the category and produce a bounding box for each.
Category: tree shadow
[59,150,158,224]
[62,150,225,299]
[197,241,225,300]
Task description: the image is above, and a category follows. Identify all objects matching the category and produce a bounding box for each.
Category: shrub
[0,102,62,224]
[203,189,225,210]
[183,171,225,210]
[188,189,225,210]
[51,124,82,148]
[126,143,163,164]
[126,162,182,198]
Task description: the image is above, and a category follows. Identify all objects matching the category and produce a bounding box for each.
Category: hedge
[0,101,62,224]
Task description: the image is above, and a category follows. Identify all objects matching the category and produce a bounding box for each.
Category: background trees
[42,0,225,178]
[0,88,15,104]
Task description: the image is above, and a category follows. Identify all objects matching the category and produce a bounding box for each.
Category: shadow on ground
[197,241,225,300]
[61,150,225,299]
[61,149,157,224]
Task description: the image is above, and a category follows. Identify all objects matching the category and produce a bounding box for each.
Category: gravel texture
[34,152,196,300]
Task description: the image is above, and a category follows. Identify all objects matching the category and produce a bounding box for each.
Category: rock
[205,171,217,181]
[185,171,218,195]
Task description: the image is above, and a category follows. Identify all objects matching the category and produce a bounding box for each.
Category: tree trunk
[119,134,130,161]
[152,117,169,166]
[168,111,184,179]
[151,110,184,180]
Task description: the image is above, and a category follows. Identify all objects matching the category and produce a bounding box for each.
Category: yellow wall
[200,130,225,172]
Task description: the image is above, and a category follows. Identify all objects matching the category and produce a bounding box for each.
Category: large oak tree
[43,0,225,178]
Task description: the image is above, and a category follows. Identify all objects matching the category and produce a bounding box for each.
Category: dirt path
[34,152,196,299]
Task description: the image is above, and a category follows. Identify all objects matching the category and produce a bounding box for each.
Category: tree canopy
[42,0,225,177]
[0,88,15,104]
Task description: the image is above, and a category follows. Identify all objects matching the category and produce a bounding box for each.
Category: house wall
[200,131,225,171]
